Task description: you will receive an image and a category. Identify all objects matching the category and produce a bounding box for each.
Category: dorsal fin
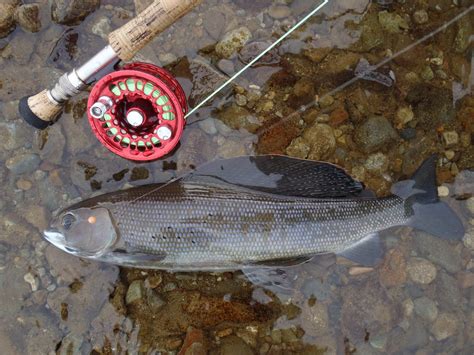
[185,155,364,198]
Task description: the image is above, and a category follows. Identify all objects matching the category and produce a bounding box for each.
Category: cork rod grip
[109,0,202,61]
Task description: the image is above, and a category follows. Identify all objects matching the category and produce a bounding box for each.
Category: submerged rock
[303,123,336,160]
[51,0,100,26]
[14,4,41,33]
[406,257,437,284]
[430,313,459,341]
[354,115,398,153]
[0,1,19,38]
[6,152,41,175]
[414,296,438,322]
[216,27,252,59]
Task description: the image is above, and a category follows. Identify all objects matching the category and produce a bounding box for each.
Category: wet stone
[430,313,459,341]
[302,123,336,160]
[407,257,437,284]
[413,10,429,25]
[365,152,389,174]
[14,4,41,33]
[126,280,144,304]
[379,248,407,287]
[442,131,459,147]
[6,152,41,175]
[354,115,398,153]
[414,297,438,322]
[268,5,292,19]
[203,9,225,40]
[51,0,100,26]
[215,27,252,59]
[436,271,462,310]
[463,227,474,250]
[217,335,254,355]
[378,10,409,34]
[0,1,18,38]
[414,232,462,273]
[286,137,310,159]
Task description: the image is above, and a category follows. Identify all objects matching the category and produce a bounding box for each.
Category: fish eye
[62,213,76,231]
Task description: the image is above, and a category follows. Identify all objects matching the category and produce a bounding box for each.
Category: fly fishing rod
[19,0,200,160]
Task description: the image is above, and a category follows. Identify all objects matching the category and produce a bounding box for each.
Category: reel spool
[87,62,187,161]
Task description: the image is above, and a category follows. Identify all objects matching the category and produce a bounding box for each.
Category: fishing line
[184,0,330,118]
[255,4,474,139]
[122,0,331,205]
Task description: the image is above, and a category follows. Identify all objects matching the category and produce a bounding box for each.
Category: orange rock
[379,249,407,287]
[178,327,206,355]
[329,106,349,126]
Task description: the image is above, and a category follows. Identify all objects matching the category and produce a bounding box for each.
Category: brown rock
[457,271,474,289]
[178,327,206,355]
[14,4,41,33]
[379,249,407,287]
[329,106,349,126]
[0,1,19,38]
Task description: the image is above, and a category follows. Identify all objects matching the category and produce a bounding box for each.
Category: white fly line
[185,0,330,118]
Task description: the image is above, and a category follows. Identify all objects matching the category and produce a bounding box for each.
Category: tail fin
[392,155,465,240]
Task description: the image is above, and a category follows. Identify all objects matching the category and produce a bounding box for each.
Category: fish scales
[106,181,407,267]
[43,155,465,270]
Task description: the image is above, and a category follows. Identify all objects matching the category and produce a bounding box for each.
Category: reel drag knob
[86,62,187,162]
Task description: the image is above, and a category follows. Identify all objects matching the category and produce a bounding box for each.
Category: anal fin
[337,233,382,266]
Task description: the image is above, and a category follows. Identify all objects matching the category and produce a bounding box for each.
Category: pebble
[444,150,455,160]
[414,232,462,273]
[91,17,111,40]
[268,5,292,19]
[0,1,18,38]
[126,280,144,304]
[395,106,414,128]
[349,266,374,276]
[364,152,389,174]
[402,298,414,317]
[16,179,32,190]
[442,131,459,147]
[14,4,41,33]
[355,115,398,153]
[303,123,336,160]
[413,10,429,25]
[6,153,41,175]
[235,94,247,107]
[413,297,438,322]
[51,0,100,26]
[430,313,459,341]
[215,27,252,58]
[24,272,39,292]
[407,257,437,284]
[378,10,409,34]
[198,118,218,135]
[144,274,162,289]
[420,65,434,81]
[464,227,474,250]
[286,137,310,159]
[217,59,235,76]
[318,95,334,109]
[437,185,449,197]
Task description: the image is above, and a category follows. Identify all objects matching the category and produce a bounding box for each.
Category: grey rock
[8,31,36,65]
[40,124,66,165]
[436,271,462,310]
[463,226,474,250]
[0,121,30,152]
[91,16,111,40]
[217,59,235,76]
[398,319,429,351]
[51,0,100,26]
[203,9,226,39]
[414,232,462,273]
[355,116,398,153]
[14,4,41,33]
[198,118,218,135]
[365,153,389,173]
[301,279,332,301]
[58,332,84,355]
[6,152,41,175]
[189,57,228,107]
[414,297,438,322]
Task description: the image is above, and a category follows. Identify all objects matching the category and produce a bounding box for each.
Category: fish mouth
[43,228,65,246]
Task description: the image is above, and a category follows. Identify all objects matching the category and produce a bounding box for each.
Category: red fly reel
[87,63,187,161]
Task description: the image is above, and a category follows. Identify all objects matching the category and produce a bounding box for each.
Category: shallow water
[0,0,473,353]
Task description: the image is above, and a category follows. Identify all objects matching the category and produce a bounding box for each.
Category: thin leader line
[256,5,474,139]
[184,0,330,119]
[124,1,330,205]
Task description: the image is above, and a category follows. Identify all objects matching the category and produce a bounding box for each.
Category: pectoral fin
[337,233,382,266]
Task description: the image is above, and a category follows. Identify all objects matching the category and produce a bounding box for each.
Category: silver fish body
[44,155,464,270]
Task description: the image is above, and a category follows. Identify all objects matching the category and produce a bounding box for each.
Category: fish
[43,155,465,270]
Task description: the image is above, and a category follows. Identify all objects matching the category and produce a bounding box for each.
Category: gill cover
[44,207,118,257]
